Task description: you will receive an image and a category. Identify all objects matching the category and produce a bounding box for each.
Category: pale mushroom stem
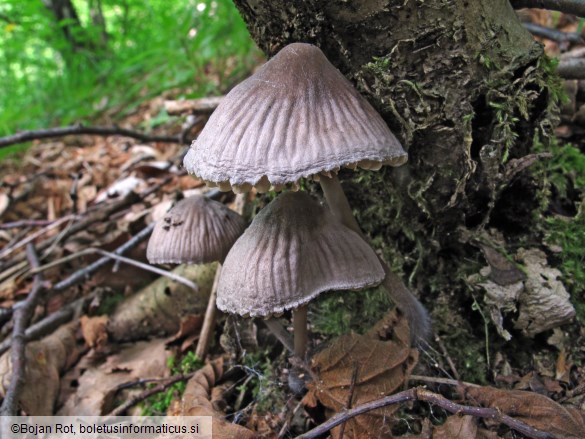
[293,305,309,359]
[319,174,431,340]
[195,263,222,359]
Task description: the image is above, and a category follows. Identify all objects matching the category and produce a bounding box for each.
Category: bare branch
[0,124,190,150]
[523,22,585,43]
[164,96,224,115]
[558,58,585,78]
[511,0,585,17]
[297,387,554,439]
[0,245,45,415]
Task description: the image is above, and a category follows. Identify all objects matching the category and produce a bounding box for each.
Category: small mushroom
[147,194,246,358]
[216,192,385,361]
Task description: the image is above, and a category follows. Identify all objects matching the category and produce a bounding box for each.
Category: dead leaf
[464,385,585,439]
[58,338,171,415]
[433,415,478,439]
[166,314,204,352]
[80,315,109,349]
[169,357,257,439]
[515,248,575,336]
[0,323,80,415]
[306,311,418,439]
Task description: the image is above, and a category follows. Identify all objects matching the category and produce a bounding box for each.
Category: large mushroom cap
[216,192,385,317]
[147,195,246,265]
[184,43,406,193]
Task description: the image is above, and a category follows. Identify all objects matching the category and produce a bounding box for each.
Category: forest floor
[0,9,584,439]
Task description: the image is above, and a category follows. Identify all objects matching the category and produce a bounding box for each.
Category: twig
[337,362,359,439]
[523,22,585,43]
[179,116,202,145]
[434,332,461,381]
[108,372,196,416]
[0,124,190,149]
[264,318,295,354]
[0,225,153,355]
[511,0,585,17]
[0,215,75,258]
[296,387,554,439]
[0,295,89,356]
[194,264,221,359]
[32,246,199,291]
[164,96,224,116]
[0,215,75,260]
[409,374,480,388]
[0,192,141,274]
[558,58,585,79]
[0,219,63,230]
[0,244,45,415]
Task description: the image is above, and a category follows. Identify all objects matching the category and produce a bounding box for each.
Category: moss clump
[241,350,286,414]
[311,285,392,337]
[140,352,203,416]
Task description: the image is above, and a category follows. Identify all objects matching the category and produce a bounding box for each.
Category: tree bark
[232,0,559,320]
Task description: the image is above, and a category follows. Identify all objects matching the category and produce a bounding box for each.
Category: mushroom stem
[319,174,431,340]
[195,263,222,359]
[293,305,308,359]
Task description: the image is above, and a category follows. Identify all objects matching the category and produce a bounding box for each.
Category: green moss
[241,350,286,414]
[311,285,392,337]
[140,352,203,416]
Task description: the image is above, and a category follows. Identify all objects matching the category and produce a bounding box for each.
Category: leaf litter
[0,31,584,435]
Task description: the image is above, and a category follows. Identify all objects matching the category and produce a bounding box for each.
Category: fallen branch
[296,387,554,439]
[511,0,585,17]
[0,245,45,415]
[558,58,585,79]
[164,96,223,116]
[33,246,199,291]
[0,124,190,149]
[0,295,88,356]
[0,224,154,355]
[523,22,585,43]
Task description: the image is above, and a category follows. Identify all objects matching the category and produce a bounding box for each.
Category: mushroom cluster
[184,42,430,340]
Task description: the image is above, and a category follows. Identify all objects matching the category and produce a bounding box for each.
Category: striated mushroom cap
[216,192,385,317]
[184,43,406,193]
[147,195,246,265]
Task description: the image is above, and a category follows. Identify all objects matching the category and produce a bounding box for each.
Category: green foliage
[546,213,585,322]
[311,286,392,336]
[141,351,202,416]
[534,139,585,321]
[241,351,285,414]
[0,0,258,136]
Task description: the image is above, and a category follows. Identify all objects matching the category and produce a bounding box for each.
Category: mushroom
[147,194,246,358]
[216,191,385,360]
[184,42,429,339]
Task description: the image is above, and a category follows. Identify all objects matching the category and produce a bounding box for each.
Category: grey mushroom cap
[216,192,385,317]
[184,42,407,193]
[147,195,246,265]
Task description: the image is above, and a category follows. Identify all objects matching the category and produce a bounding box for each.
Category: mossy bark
[234,0,560,366]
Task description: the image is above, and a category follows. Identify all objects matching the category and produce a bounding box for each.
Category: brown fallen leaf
[305,311,418,439]
[169,357,257,439]
[464,385,585,439]
[80,315,109,349]
[0,322,81,415]
[58,338,171,415]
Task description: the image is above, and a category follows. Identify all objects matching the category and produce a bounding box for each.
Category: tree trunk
[232,0,560,333]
